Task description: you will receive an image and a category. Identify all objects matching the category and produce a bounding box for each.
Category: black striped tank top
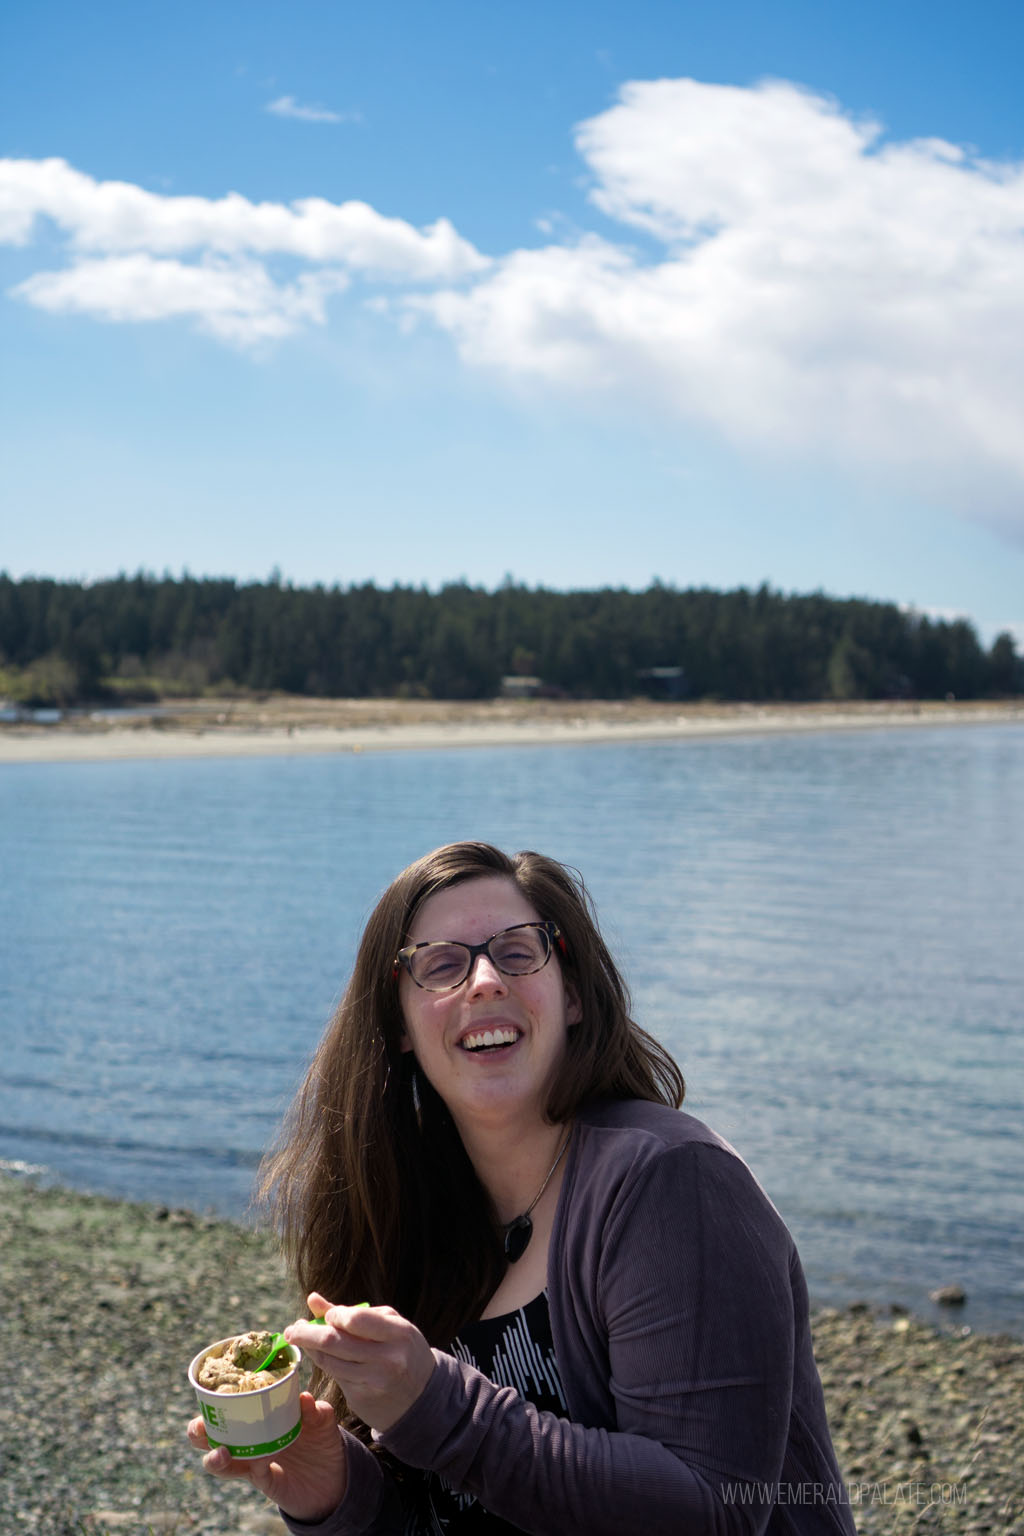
[419,1289,567,1534]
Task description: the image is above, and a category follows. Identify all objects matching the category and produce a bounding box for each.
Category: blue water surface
[1,721,1021,1333]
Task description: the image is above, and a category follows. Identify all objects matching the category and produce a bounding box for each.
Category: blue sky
[2,0,1023,647]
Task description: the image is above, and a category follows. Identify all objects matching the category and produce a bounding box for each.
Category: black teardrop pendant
[503,1214,532,1263]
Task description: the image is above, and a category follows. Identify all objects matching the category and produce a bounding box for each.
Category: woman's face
[397,875,581,1138]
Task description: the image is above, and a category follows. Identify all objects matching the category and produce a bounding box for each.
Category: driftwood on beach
[1,1174,1020,1535]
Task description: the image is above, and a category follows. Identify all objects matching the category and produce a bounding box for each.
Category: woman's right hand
[187,1390,348,1524]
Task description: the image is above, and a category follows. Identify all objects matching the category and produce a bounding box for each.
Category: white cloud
[414,78,1024,539]
[0,155,487,345]
[0,158,486,277]
[14,254,349,343]
[265,95,358,125]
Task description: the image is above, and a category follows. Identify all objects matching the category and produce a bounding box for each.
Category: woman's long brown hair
[256,842,684,1434]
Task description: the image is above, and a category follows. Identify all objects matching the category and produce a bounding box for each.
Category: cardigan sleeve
[376,1142,802,1536]
[277,1428,417,1536]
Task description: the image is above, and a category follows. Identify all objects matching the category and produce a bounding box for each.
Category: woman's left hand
[285,1293,436,1432]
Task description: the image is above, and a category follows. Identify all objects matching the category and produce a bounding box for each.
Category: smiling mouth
[460,1027,521,1053]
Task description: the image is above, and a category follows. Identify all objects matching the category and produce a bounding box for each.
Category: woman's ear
[564,979,582,1029]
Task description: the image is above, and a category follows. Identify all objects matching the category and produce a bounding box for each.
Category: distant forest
[0,571,1019,707]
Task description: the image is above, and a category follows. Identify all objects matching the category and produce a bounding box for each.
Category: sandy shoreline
[1,695,1021,764]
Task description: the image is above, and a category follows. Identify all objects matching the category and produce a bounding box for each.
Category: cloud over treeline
[417,79,1024,538]
[0,157,487,340]
[3,76,1024,536]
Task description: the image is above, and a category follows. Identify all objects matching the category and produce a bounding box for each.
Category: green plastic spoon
[249,1308,366,1374]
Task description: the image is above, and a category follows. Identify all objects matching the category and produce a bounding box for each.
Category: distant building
[636,666,687,700]
[500,675,545,699]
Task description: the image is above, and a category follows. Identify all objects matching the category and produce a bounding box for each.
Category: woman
[189,841,854,1535]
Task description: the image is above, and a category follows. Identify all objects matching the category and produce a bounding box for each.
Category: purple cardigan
[283,1100,855,1536]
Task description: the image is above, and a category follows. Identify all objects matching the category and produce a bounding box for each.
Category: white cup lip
[188,1335,302,1396]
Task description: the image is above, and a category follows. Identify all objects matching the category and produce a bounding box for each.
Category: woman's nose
[465,952,509,996]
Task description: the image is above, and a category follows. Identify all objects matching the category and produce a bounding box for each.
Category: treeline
[0,571,1019,707]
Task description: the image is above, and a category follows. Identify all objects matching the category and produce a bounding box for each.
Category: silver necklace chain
[503,1126,573,1261]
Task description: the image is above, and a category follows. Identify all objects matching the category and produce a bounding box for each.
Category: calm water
[1,723,1022,1333]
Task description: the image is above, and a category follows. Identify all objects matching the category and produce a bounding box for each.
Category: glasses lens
[409,943,471,990]
[489,925,550,974]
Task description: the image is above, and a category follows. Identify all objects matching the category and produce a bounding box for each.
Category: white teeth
[461,1028,519,1051]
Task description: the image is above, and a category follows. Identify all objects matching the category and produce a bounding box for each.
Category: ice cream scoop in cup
[188,1331,303,1460]
[247,1331,291,1374]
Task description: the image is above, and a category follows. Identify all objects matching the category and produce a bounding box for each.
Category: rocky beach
[2,1173,1020,1535]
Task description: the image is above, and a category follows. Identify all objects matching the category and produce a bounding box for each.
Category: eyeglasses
[395,921,562,992]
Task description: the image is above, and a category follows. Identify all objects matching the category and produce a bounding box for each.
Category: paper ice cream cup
[188,1338,303,1459]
